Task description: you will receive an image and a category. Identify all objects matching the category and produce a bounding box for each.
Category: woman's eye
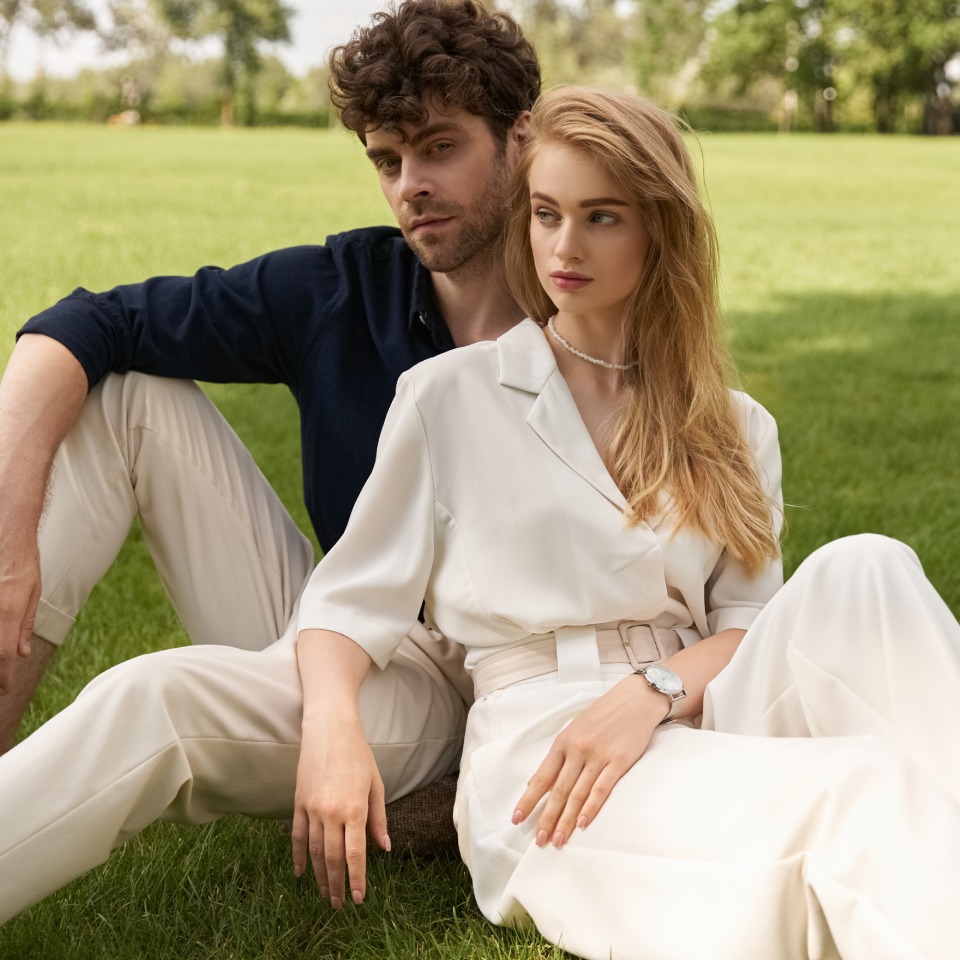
[590,211,617,225]
[534,208,557,223]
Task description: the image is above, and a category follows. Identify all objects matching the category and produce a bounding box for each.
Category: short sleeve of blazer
[297,373,434,668]
[704,395,785,636]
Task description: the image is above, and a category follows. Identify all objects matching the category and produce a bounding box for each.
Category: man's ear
[506,110,532,164]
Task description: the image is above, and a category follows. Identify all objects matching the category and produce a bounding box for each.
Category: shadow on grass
[729,288,960,611]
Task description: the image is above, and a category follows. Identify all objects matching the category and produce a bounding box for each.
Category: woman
[293,87,960,960]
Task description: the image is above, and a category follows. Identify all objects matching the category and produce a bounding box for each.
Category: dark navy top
[18,227,456,552]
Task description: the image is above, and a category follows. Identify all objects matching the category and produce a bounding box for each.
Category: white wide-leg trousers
[458,536,960,960]
[0,374,467,922]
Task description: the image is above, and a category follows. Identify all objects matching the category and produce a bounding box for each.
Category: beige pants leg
[35,372,314,649]
[0,373,468,923]
[0,623,466,924]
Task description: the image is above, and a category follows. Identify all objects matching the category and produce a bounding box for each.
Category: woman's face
[528,141,649,328]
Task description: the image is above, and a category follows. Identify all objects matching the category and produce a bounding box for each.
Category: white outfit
[0,372,467,923]
[298,320,960,960]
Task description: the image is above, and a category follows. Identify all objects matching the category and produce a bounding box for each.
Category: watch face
[644,665,684,694]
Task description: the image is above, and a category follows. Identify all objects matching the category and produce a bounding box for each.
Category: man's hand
[511,674,667,848]
[291,718,390,909]
[0,536,41,693]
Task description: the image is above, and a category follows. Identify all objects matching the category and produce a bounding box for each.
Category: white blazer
[298,319,784,676]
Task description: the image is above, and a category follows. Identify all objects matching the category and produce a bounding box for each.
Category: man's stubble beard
[403,147,511,278]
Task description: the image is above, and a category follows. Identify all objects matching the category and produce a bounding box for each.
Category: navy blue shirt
[18,227,456,552]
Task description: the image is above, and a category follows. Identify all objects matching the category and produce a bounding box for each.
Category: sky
[6,0,389,81]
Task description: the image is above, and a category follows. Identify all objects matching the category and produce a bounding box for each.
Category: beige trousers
[456,535,960,960]
[0,374,467,922]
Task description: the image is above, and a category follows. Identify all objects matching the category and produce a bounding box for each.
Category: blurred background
[1,0,958,133]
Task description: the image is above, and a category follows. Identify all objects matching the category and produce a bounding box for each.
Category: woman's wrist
[626,673,675,725]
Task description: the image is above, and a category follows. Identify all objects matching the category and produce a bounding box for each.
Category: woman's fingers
[512,747,564,825]
[367,775,392,854]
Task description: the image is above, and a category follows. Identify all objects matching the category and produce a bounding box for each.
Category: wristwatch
[635,664,686,723]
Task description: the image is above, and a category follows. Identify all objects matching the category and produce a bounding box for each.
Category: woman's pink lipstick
[550,271,592,291]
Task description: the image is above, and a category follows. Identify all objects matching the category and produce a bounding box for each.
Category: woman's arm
[293,629,386,910]
[512,627,745,848]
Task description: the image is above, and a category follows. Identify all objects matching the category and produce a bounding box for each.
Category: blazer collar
[497,319,631,514]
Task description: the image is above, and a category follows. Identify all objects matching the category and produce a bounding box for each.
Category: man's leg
[0,625,466,924]
[0,372,315,749]
[35,372,315,652]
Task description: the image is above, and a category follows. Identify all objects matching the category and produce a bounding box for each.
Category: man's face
[365,106,518,275]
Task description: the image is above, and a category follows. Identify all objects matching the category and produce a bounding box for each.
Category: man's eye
[376,157,400,172]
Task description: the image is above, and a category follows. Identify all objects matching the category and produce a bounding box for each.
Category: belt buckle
[618,621,659,671]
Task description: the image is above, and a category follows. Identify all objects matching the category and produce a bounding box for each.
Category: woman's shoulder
[728,389,779,441]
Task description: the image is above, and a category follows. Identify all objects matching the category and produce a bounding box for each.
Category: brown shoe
[384,773,459,857]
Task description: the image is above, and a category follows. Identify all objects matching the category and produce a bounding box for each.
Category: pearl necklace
[547,317,636,371]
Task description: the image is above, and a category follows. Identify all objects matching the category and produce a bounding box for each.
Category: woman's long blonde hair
[505,86,780,575]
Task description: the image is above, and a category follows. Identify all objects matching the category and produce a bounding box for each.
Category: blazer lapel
[499,320,631,514]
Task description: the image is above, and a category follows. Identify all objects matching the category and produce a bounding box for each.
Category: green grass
[1,122,960,956]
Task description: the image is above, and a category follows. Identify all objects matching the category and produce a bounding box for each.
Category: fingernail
[511,808,524,825]
[330,896,342,911]
[320,886,329,898]
[552,831,563,848]
[536,829,548,847]
[576,815,587,829]
[293,864,302,878]
[352,889,363,904]
[384,834,392,853]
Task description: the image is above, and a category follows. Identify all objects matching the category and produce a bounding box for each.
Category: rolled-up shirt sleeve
[16,246,333,389]
[704,396,785,636]
[297,373,435,668]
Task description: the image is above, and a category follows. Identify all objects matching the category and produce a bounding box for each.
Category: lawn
[1,121,959,958]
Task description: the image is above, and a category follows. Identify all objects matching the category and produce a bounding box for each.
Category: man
[0,0,539,921]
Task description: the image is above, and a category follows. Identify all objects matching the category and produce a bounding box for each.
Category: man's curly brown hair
[328,0,541,144]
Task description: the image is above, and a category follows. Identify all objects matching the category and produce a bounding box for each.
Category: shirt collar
[410,259,456,352]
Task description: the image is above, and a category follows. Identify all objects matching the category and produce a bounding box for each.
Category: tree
[149,0,293,125]
[702,0,841,131]
[500,0,636,87]
[833,0,960,132]
[0,0,96,77]
[634,0,711,105]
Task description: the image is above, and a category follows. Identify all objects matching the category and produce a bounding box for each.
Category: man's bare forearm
[0,334,87,685]
[0,334,87,531]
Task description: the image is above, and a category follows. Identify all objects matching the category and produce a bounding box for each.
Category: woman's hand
[291,716,390,909]
[293,628,383,908]
[511,673,668,848]
[511,628,746,847]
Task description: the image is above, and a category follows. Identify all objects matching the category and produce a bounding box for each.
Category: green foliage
[1,124,960,955]
[503,0,636,87]
[148,0,293,124]
[703,0,960,132]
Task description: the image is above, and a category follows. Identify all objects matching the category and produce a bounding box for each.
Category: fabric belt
[471,621,683,699]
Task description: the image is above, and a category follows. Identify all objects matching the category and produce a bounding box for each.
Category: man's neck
[429,252,526,347]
